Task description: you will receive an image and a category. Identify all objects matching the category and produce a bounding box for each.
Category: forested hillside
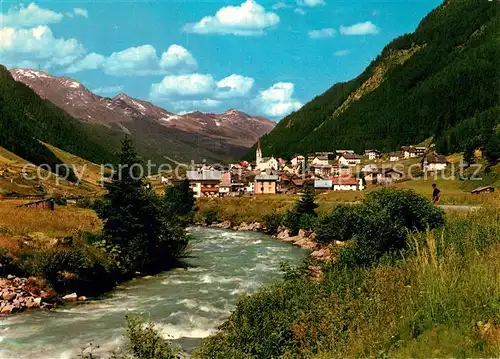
[251,0,499,159]
[0,66,117,173]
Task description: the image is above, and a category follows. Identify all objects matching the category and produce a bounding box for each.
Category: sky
[0,0,442,119]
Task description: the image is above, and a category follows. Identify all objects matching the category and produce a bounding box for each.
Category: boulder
[33,297,42,307]
[1,303,14,314]
[63,293,78,301]
[78,296,87,301]
[310,248,332,261]
[6,274,14,280]
[3,292,15,301]
[293,237,317,249]
[276,229,290,239]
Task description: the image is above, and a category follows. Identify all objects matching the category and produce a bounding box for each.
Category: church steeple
[256,138,262,164]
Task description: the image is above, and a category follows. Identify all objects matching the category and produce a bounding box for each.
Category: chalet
[314,180,333,192]
[389,152,401,162]
[332,177,363,191]
[364,168,404,185]
[311,154,329,166]
[365,149,381,160]
[338,153,361,167]
[423,153,448,172]
[310,164,332,177]
[255,174,279,194]
[415,147,427,156]
[290,155,305,167]
[186,170,222,198]
[401,146,417,159]
[219,172,231,196]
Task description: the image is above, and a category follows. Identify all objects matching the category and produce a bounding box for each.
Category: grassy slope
[194,209,500,358]
[0,144,104,197]
[251,0,499,159]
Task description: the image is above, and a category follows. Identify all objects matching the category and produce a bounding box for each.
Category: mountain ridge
[9,68,275,150]
[249,0,499,160]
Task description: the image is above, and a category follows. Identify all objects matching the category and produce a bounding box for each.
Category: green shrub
[315,204,372,244]
[298,213,317,232]
[263,213,283,235]
[282,210,301,236]
[203,209,219,225]
[121,314,177,359]
[15,235,120,295]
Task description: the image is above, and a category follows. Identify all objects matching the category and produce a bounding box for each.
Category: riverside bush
[263,213,283,235]
[315,188,445,266]
[194,209,500,358]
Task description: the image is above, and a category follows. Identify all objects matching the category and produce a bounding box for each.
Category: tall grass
[194,210,500,358]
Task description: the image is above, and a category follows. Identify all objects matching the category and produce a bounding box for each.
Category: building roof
[340,153,361,160]
[314,180,333,188]
[314,155,329,160]
[255,175,279,181]
[261,157,274,163]
[336,149,355,154]
[365,149,381,154]
[332,177,359,185]
[186,170,222,181]
[310,164,332,169]
[389,152,401,157]
[425,153,447,164]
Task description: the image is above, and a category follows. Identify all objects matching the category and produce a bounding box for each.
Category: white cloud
[149,73,255,111]
[334,49,351,57]
[171,99,222,112]
[0,25,85,69]
[149,74,216,100]
[215,74,255,99]
[183,0,280,36]
[272,2,288,10]
[93,85,124,94]
[253,82,302,117]
[308,28,335,39]
[65,44,197,76]
[297,0,326,7]
[339,21,379,35]
[103,45,162,76]
[66,52,105,73]
[334,49,351,56]
[0,3,63,28]
[294,8,307,15]
[159,44,197,71]
[73,8,88,18]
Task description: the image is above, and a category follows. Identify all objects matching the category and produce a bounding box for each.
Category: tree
[163,179,195,225]
[295,185,318,217]
[95,137,187,274]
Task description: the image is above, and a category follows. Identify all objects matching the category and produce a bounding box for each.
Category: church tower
[256,138,263,164]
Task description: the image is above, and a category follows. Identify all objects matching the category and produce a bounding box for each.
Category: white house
[290,155,305,167]
[311,155,329,166]
[423,153,448,172]
[365,149,381,160]
[332,177,364,191]
[389,152,401,162]
[338,153,361,166]
[186,170,222,198]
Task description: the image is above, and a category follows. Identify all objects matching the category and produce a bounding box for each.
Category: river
[0,227,306,359]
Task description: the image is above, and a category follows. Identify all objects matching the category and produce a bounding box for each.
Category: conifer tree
[295,185,318,217]
[95,137,187,274]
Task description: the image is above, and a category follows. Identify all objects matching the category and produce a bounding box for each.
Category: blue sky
[1,0,442,118]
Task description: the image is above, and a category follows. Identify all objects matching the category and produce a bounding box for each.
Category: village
[182,140,450,198]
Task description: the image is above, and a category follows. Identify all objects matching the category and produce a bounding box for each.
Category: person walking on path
[432,183,441,206]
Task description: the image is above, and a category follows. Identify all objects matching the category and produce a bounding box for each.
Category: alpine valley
[3,66,275,166]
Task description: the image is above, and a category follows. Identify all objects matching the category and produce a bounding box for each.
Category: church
[255,139,279,172]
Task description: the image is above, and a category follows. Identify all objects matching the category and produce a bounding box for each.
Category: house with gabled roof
[338,153,361,166]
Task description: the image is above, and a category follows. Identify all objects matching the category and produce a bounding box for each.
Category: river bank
[201,220,333,262]
[0,227,307,358]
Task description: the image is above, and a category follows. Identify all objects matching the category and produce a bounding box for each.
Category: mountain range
[8,68,275,164]
[251,0,499,160]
